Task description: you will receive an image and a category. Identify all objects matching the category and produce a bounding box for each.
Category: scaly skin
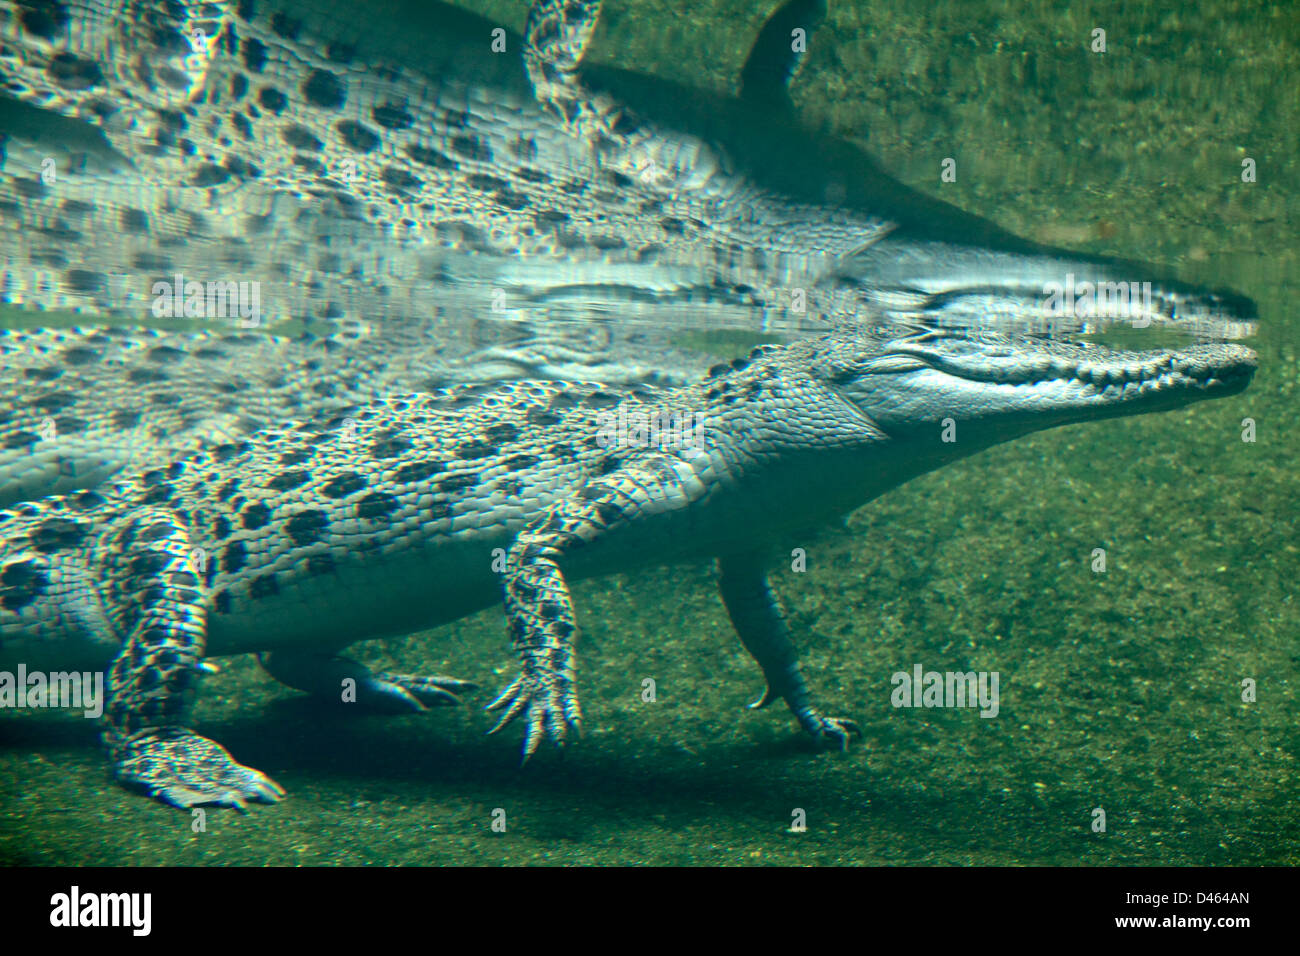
[0,0,1255,342]
[0,322,1256,808]
[0,0,890,336]
[0,316,713,508]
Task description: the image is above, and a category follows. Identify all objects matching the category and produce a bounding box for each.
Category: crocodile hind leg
[259,651,477,714]
[101,507,283,810]
[717,553,860,750]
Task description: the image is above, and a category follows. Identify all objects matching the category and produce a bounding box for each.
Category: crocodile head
[818,326,1257,448]
[843,240,1260,342]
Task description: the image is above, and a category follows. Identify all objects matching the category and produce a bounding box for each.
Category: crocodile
[0,0,1261,511]
[0,0,1259,342]
[0,322,1256,808]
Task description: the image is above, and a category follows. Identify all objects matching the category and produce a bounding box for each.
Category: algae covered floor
[1,0,1297,865]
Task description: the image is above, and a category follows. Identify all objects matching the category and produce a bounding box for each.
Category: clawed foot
[362,672,478,713]
[485,670,582,762]
[113,731,284,811]
[749,685,861,752]
[804,715,862,752]
[258,652,477,714]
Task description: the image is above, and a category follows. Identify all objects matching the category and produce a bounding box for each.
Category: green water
[1,0,1296,865]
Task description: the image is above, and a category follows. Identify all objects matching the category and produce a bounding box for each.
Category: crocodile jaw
[833,339,1258,439]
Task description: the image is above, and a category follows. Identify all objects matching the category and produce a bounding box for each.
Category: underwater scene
[0,0,1295,868]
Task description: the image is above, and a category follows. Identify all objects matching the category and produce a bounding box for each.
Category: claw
[368,672,476,711]
[485,678,531,734]
[486,670,581,763]
[485,675,520,712]
[818,716,861,751]
[361,681,427,714]
[433,678,479,694]
[747,683,780,710]
[522,715,545,761]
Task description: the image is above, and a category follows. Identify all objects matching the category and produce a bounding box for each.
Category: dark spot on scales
[47,53,103,90]
[222,540,247,573]
[450,136,492,162]
[393,460,444,483]
[356,491,399,520]
[278,448,313,466]
[52,416,87,435]
[33,392,76,413]
[322,473,366,498]
[527,408,560,426]
[381,166,422,192]
[437,473,479,493]
[4,432,40,449]
[406,145,456,169]
[270,11,301,39]
[370,434,411,458]
[285,509,329,546]
[258,86,287,112]
[18,0,69,39]
[68,490,104,511]
[454,439,496,460]
[127,551,170,579]
[302,68,346,109]
[282,125,321,150]
[30,518,87,552]
[63,269,105,293]
[372,102,414,129]
[243,37,267,72]
[326,41,356,64]
[241,502,271,530]
[336,120,380,153]
[265,470,310,492]
[0,560,49,611]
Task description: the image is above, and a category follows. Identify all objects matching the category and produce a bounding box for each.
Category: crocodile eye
[828,363,867,384]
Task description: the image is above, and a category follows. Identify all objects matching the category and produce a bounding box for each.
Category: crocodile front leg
[488,450,711,759]
[486,526,584,760]
[101,507,284,810]
[718,554,861,750]
[522,0,667,186]
[523,0,603,108]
